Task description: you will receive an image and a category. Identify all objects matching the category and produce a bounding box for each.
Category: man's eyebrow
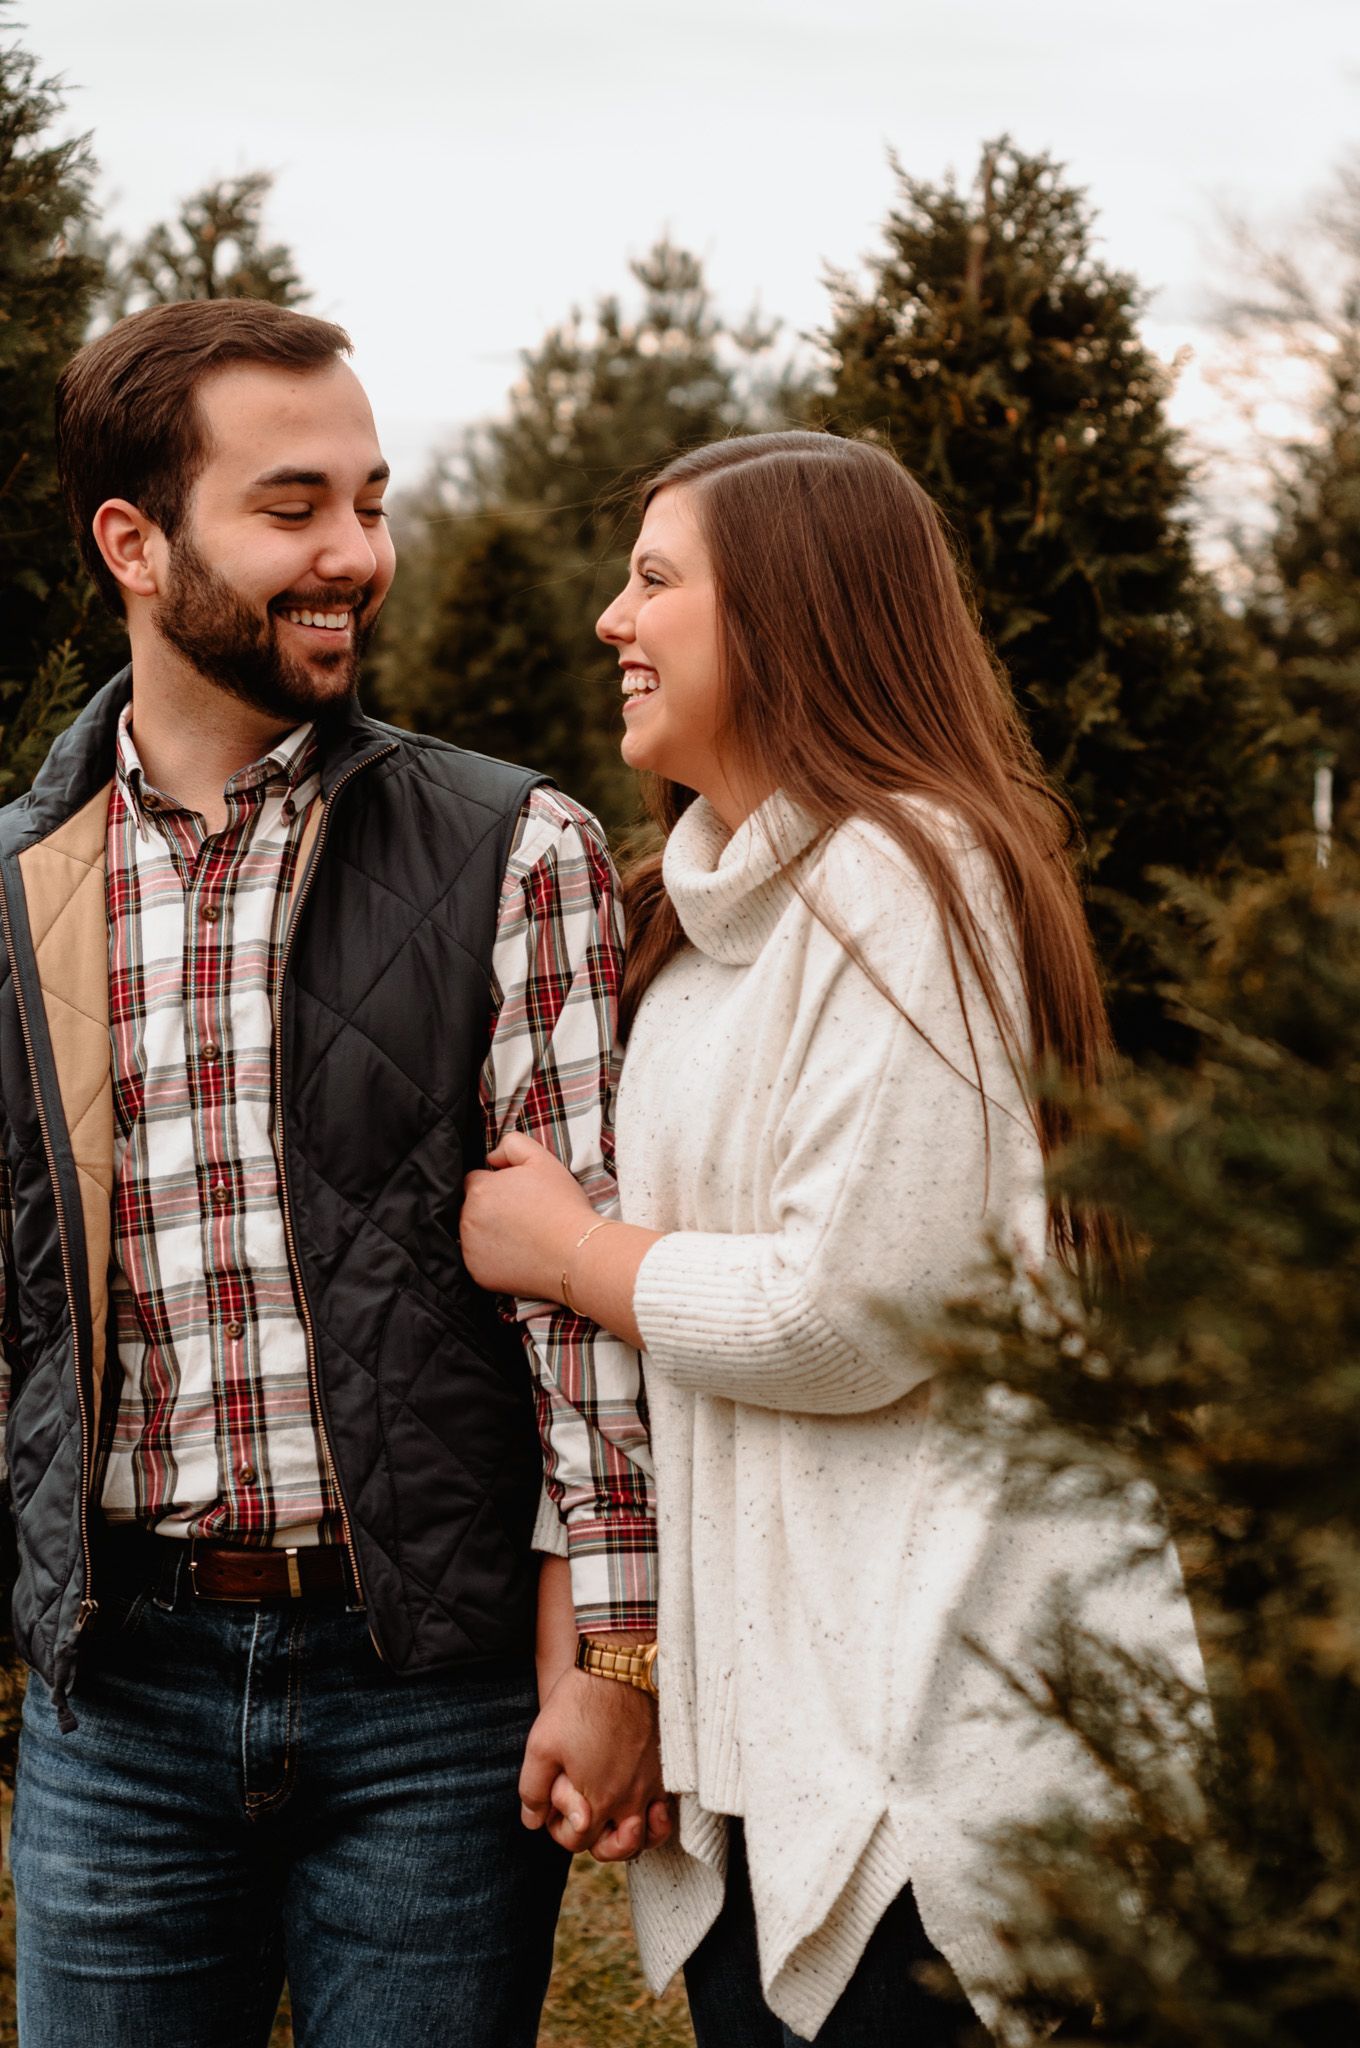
[250,467,327,489]
[249,462,391,490]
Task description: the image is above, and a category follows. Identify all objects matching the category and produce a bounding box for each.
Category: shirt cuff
[562,1504,658,1637]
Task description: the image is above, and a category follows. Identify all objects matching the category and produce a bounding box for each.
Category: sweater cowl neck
[663,791,821,965]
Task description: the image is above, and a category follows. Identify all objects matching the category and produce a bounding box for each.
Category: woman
[461,432,1204,2044]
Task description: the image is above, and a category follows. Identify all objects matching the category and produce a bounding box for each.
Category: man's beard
[154,532,378,722]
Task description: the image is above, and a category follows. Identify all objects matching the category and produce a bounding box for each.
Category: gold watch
[575,1636,660,1697]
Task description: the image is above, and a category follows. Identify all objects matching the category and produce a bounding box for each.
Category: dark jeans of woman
[683,1824,982,2047]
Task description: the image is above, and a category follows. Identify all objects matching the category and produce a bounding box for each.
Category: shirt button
[142,793,159,812]
[282,798,296,819]
[224,1321,244,1340]
[201,903,219,923]
[211,1184,230,1208]
[201,1042,220,1062]
[239,1466,257,1487]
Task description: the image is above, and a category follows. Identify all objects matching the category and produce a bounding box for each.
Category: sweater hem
[629,1796,1047,2044]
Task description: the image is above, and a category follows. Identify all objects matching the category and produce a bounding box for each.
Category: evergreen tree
[815,141,1295,1052]
[936,843,1360,2042]
[480,240,780,556]
[0,4,114,800]
[374,240,802,829]
[1270,344,1360,805]
[403,512,599,797]
[1251,169,1360,810]
[104,170,308,314]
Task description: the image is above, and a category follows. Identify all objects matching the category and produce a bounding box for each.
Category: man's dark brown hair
[56,298,353,613]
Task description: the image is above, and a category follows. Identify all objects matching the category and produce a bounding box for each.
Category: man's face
[152,358,396,722]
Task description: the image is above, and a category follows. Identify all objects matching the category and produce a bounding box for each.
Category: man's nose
[313,512,380,587]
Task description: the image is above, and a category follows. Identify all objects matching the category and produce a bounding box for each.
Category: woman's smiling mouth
[621,664,659,709]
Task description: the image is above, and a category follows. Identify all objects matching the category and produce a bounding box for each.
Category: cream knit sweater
[620,793,1205,2041]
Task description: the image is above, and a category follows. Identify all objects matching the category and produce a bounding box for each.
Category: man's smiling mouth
[280,607,352,632]
[272,589,367,637]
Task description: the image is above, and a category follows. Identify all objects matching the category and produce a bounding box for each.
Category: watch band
[574,1636,660,1697]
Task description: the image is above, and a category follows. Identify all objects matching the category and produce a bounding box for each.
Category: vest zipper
[0,868,97,1637]
[271,745,396,1652]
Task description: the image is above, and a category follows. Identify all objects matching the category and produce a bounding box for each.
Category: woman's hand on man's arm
[461,1130,662,1353]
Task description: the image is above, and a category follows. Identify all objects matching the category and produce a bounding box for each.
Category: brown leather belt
[188,1539,352,1602]
[98,1527,358,1605]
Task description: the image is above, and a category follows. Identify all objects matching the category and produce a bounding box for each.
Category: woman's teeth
[282,608,350,631]
[622,669,659,697]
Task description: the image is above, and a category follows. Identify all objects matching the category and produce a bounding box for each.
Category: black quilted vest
[0,671,548,1710]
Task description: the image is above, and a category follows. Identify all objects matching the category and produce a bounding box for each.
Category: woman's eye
[359,506,389,522]
[642,572,666,589]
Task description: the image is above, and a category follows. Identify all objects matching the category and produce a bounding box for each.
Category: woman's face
[597,485,750,824]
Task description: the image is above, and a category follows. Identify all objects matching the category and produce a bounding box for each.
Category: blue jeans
[10,1572,569,2046]
[683,1824,977,2047]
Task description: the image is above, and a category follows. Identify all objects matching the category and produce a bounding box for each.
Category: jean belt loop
[150,1534,180,1612]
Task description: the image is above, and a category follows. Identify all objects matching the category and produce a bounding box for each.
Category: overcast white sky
[28,0,1360,510]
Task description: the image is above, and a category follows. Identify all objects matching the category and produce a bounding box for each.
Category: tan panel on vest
[15,784,114,1415]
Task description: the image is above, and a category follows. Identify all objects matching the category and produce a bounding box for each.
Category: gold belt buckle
[186,1535,285,1603]
[184,1535,244,1599]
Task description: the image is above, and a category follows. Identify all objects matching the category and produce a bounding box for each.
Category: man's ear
[90,499,164,601]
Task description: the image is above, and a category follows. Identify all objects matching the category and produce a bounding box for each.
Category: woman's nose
[596,589,633,645]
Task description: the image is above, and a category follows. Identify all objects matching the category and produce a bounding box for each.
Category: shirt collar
[115,702,318,829]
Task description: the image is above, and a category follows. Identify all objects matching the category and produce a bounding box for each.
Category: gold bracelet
[562,1218,612,1316]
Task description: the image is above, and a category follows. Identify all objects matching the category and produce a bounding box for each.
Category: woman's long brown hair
[617,430,1118,1276]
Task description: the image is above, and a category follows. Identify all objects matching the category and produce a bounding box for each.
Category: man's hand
[521,1660,671,1862]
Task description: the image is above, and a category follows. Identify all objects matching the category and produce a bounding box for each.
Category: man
[0,299,663,2044]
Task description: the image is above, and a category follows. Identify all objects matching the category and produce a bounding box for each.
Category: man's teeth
[282,608,351,630]
[621,670,659,696]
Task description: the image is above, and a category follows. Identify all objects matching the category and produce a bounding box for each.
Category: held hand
[461,1130,597,1303]
[545,1770,676,1861]
[519,1664,669,1860]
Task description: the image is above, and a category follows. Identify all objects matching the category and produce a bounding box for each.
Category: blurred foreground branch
[936,836,1360,2042]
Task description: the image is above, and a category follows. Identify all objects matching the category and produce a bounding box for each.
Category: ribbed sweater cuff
[634,1231,907,1412]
